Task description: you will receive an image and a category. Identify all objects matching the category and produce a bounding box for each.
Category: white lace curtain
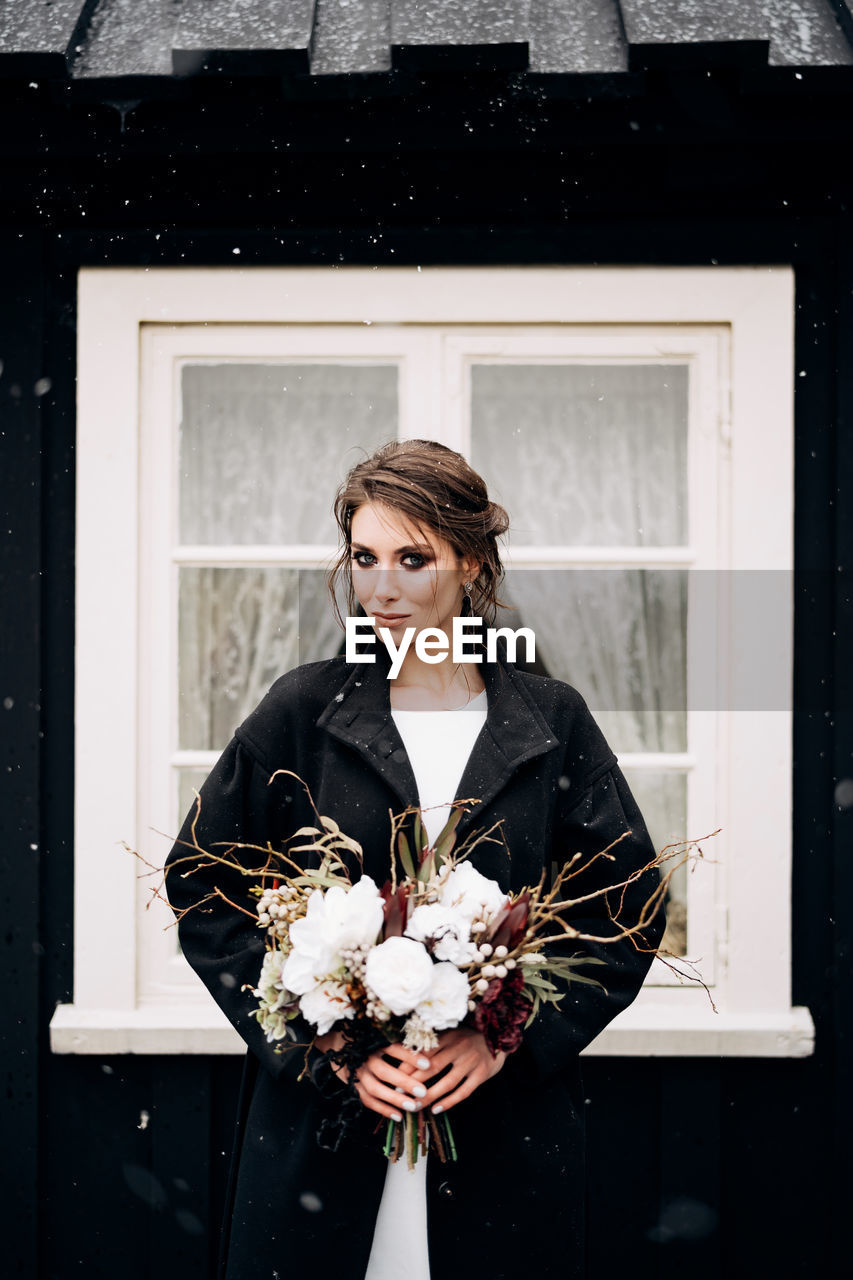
[177,362,395,748]
[179,362,398,545]
[470,362,688,755]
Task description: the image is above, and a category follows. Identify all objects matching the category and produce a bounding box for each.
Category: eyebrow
[350,541,434,555]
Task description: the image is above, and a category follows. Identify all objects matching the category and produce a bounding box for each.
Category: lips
[372,613,410,624]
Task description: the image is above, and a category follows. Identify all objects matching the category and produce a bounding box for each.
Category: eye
[351,551,375,568]
[401,552,428,569]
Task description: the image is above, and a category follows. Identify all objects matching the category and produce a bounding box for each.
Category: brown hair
[329,439,509,627]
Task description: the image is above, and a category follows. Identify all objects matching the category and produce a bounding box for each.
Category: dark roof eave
[627,38,771,72]
[390,40,529,74]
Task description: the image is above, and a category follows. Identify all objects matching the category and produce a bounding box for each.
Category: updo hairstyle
[329,439,509,627]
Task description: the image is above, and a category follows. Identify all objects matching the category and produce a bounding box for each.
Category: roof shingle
[2,0,851,82]
[173,0,316,75]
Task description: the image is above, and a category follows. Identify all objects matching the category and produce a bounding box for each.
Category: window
[51,266,813,1057]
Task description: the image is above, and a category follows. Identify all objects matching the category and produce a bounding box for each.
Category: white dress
[363,689,488,1280]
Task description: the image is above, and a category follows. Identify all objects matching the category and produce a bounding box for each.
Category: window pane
[504,568,686,753]
[470,363,688,545]
[178,568,342,750]
[179,363,398,545]
[621,769,688,956]
[176,768,212,834]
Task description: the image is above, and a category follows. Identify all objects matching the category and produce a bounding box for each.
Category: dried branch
[129,785,717,1013]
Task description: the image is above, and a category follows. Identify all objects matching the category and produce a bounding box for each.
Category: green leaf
[437,806,464,843]
[433,808,463,869]
[521,974,559,993]
[417,849,435,883]
[290,871,349,889]
[397,832,416,881]
[518,952,608,1021]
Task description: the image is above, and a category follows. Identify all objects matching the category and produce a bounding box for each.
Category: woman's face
[349,501,477,638]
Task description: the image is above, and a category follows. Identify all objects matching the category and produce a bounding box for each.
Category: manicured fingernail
[432,1104,444,1115]
[391,1111,402,1122]
[401,1098,420,1112]
[417,1057,431,1069]
[412,1084,427,1098]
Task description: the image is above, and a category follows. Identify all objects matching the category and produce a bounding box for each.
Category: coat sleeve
[164,734,330,1089]
[519,711,664,1078]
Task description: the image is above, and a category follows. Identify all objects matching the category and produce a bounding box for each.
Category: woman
[166,439,662,1280]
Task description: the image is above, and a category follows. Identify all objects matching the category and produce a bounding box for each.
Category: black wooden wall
[2,64,851,1279]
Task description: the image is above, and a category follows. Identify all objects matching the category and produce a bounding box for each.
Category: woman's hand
[314,1030,433,1123]
[314,1027,506,1120]
[416,1028,506,1116]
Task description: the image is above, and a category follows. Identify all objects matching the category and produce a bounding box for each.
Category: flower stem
[407,1111,418,1170]
[442,1112,457,1163]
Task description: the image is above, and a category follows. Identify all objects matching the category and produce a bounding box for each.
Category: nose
[374,567,401,602]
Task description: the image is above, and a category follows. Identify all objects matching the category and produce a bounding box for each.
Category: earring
[463,582,473,595]
[462,581,473,616]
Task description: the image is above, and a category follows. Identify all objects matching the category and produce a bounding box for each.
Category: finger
[387,1058,431,1084]
[416,1045,464,1080]
[370,1045,435,1089]
[353,1075,404,1116]
[427,1042,481,1078]
[426,1046,506,1113]
[357,1066,426,1114]
[423,1030,480,1066]
[367,1056,429,1099]
[420,1063,474,1108]
[428,1034,496,1081]
[380,1044,434,1073]
[416,1048,480,1097]
[430,1074,483,1115]
[354,1080,404,1123]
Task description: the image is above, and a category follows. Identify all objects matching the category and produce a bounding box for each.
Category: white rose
[405,903,477,965]
[415,962,470,1031]
[281,947,325,997]
[325,876,385,949]
[299,980,355,1036]
[364,936,435,1016]
[439,861,509,924]
[283,878,384,994]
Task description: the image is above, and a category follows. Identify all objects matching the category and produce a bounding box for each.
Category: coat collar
[315,643,560,837]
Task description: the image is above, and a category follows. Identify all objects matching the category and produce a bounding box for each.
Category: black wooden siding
[1,2,852,1278]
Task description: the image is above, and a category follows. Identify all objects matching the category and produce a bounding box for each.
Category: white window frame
[50,266,814,1058]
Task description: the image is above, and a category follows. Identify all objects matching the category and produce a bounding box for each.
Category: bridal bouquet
[243,772,671,1166]
[160,770,692,1167]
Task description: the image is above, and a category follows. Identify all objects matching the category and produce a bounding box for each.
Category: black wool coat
[166,649,662,1280]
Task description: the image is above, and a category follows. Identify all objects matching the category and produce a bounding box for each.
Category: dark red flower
[473,968,533,1057]
[487,893,530,950]
[379,881,410,938]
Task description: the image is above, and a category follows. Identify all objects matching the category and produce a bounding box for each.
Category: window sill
[585,1002,815,1057]
[50,1001,815,1059]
